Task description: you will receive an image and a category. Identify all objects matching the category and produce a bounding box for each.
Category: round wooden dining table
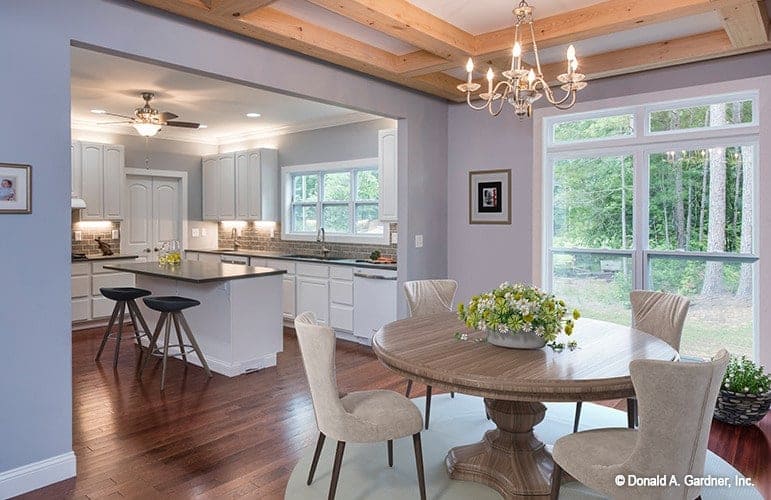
[372,312,678,499]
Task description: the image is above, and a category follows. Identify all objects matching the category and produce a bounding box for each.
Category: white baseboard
[0,451,76,499]
[138,338,277,377]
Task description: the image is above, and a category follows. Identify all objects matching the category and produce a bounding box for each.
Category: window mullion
[634,147,648,291]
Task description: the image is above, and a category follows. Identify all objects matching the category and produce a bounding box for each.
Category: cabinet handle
[154,248,159,252]
[144,248,151,253]
[353,272,397,281]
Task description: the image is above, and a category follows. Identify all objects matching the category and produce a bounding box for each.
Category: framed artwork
[0,163,31,214]
[469,169,511,224]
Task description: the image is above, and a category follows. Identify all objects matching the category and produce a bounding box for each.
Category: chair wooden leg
[95,302,120,362]
[450,391,455,398]
[160,314,172,391]
[405,379,413,398]
[139,312,167,378]
[112,302,126,369]
[307,432,325,485]
[573,401,583,433]
[550,462,563,499]
[424,385,432,430]
[412,433,427,500]
[627,398,637,429]
[387,439,393,467]
[328,441,346,500]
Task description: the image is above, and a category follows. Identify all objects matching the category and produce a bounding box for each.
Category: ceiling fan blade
[103,111,135,120]
[165,121,201,129]
[98,121,133,125]
[159,111,178,121]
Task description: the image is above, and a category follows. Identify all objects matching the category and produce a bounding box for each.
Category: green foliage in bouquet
[722,355,771,395]
[457,282,580,343]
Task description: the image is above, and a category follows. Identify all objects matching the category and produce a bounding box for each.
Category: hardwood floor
[21,326,770,499]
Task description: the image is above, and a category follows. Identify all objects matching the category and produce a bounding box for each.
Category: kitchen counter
[72,254,138,262]
[104,261,286,284]
[189,248,397,271]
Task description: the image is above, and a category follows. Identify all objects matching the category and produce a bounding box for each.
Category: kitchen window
[282,158,386,244]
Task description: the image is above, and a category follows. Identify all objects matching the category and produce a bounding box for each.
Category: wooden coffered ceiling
[135,0,771,102]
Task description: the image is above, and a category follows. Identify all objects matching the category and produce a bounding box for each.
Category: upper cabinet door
[378,129,398,221]
[102,144,124,220]
[259,149,279,221]
[202,155,219,221]
[247,150,262,220]
[218,154,236,220]
[71,142,82,198]
[235,151,250,220]
[80,142,104,220]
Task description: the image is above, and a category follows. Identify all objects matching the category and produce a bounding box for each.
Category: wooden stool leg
[307,432,326,485]
[128,300,153,344]
[573,401,583,433]
[95,301,120,362]
[160,314,172,391]
[112,302,126,369]
[412,433,427,500]
[171,313,187,363]
[328,441,346,500]
[125,300,143,364]
[387,439,393,467]
[425,385,432,430]
[177,312,212,378]
[405,379,413,398]
[139,312,167,378]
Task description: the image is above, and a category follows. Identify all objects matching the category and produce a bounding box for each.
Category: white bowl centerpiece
[457,282,579,349]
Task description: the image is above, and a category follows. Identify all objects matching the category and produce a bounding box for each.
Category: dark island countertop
[104,261,287,284]
[188,248,397,271]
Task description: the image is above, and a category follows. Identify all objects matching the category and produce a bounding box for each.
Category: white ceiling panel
[71,47,380,144]
[272,0,418,55]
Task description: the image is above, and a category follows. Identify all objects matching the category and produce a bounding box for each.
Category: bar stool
[95,287,153,368]
[139,296,213,390]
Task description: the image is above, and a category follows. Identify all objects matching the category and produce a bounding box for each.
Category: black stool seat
[100,287,152,301]
[143,296,201,312]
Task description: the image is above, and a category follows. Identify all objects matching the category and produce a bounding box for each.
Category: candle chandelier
[457,0,587,118]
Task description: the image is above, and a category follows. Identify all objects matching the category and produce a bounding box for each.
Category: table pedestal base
[445,399,555,499]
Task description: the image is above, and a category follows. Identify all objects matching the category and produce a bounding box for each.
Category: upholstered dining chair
[572,290,690,432]
[294,312,427,500]
[551,349,729,500]
[403,279,458,429]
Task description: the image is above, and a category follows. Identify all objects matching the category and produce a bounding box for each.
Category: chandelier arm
[535,78,575,107]
[552,91,578,110]
[529,21,543,76]
[466,92,493,111]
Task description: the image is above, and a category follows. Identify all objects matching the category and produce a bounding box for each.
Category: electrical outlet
[192,228,200,238]
[74,230,82,241]
[415,234,423,248]
[201,228,208,237]
[111,229,119,239]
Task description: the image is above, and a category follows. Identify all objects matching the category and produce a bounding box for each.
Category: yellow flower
[573,309,581,320]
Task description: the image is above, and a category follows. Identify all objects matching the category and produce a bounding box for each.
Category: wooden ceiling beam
[208,0,278,17]
[715,0,770,47]
[305,0,475,60]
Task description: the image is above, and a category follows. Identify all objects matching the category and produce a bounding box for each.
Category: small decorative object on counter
[457,282,579,350]
[714,355,771,426]
[158,240,182,266]
[95,237,114,256]
[369,250,381,261]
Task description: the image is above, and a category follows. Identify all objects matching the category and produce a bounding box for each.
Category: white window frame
[536,85,763,361]
[281,158,388,244]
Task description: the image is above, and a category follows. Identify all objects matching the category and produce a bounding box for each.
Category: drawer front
[296,262,329,278]
[198,253,222,264]
[71,262,90,276]
[186,251,199,261]
[92,296,117,319]
[72,298,90,322]
[283,276,296,319]
[92,260,134,274]
[329,265,353,281]
[71,275,90,298]
[221,255,249,265]
[330,304,353,332]
[329,279,353,306]
[92,273,135,295]
[250,257,267,267]
[265,259,295,274]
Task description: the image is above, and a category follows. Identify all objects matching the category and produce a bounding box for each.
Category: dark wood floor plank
[16,326,770,499]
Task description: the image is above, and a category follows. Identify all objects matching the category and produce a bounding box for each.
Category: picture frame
[469,169,511,224]
[0,163,32,214]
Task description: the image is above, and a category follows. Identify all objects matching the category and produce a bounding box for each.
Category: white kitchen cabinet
[329,267,354,332]
[77,141,125,220]
[71,260,136,327]
[215,148,279,222]
[235,151,250,220]
[202,156,219,220]
[198,252,222,264]
[219,154,236,219]
[283,275,296,319]
[186,251,199,261]
[378,128,398,222]
[221,254,248,265]
[71,142,82,198]
[249,257,267,267]
[297,275,329,325]
[201,154,236,220]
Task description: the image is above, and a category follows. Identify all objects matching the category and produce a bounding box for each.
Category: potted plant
[714,355,771,426]
[457,282,579,349]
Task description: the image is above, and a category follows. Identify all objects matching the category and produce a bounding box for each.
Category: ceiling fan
[97,92,201,137]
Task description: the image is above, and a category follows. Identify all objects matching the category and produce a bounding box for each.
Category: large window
[543,93,758,360]
[283,159,385,243]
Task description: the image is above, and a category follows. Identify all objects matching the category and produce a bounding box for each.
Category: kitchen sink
[284,254,347,261]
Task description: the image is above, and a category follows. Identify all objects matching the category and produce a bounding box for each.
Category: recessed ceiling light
[90,109,107,114]
[198,124,208,129]
[246,112,261,118]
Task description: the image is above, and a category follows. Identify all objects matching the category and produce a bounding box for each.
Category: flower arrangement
[722,355,770,395]
[457,282,580,344]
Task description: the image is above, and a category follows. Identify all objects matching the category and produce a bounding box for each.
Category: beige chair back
[624,350,729,499]
[404,279,458,317]
[630,290,690,351]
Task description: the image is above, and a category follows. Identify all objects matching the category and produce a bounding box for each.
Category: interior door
[153,177,181,250]
[124,175,182,261]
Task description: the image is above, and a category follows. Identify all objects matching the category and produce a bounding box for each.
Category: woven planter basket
[714,388,771,426]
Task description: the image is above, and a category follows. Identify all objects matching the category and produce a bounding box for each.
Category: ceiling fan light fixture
[133,122,162,137]
[90,109,106,114]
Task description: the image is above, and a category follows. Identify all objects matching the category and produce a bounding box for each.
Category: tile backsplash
[71,210,120,255]
[218,222,397,260]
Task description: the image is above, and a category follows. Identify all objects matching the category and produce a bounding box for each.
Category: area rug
[285,394,762,499]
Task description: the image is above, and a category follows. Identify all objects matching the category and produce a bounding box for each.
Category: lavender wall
[447,50,771,303]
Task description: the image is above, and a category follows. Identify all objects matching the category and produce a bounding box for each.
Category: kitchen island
[105,261,286,377]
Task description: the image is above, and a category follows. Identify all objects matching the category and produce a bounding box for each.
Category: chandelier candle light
[457,0,586,118]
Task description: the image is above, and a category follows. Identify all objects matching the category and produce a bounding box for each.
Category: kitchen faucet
[316,227,330,259]
[232,227,241,250]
